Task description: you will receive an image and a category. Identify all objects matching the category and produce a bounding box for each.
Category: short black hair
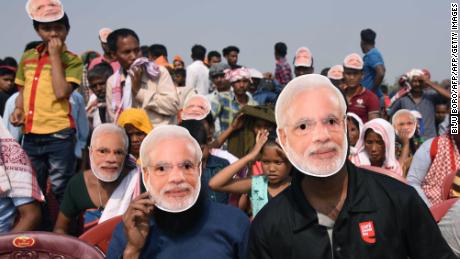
[107,28,140,53]
[172,68,186,78]
[87,62,114,82]
[191,44,206,61]
[207,51,221,61]
[381,84,388,94]
[0,60,16,77]
[2,57,17,68]
[361,28,376,44]
[320,67,330,76]
[24,41,43,52]
[179,119,208,146]
[140,45,149,58]
[148,44,168,58]
[274,42,287,57]
[33,13,70,31]
[222,46,240,56]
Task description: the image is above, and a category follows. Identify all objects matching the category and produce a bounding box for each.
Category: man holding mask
[247,74,455,258]
[107,125,249,259]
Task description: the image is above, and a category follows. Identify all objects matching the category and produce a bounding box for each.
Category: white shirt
[186,60,210,95]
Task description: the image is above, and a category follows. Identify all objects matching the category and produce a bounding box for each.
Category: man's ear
[277,127,287,147]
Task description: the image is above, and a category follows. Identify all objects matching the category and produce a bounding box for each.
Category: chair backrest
[79,215,123,255]
[359,165,407,184]
[0,231,104,259]
[430,198,459,222]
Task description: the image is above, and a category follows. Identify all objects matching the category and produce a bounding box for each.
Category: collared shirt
[388,92,443,139]
[210,91,258,133]
[247,161,456,259]
[106,200,250,259]
[362,48,384,97]
[186,60,210,95]
[15,44,83,134]
[201,155,230,204]
[274,58,292,86]
[347,86,380,123]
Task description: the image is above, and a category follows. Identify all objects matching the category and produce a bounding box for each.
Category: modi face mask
[140,125,203,213]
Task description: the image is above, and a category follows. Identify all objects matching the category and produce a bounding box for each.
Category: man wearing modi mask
[247,74,455,258]
[106,125,249,259]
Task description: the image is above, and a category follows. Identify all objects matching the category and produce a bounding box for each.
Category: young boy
[11,12,83,207]
[86,62,113,128]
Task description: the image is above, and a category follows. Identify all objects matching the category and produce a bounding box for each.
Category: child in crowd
[209,130,291,217]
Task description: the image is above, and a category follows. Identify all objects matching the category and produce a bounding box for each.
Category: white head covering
[350,118,403,176]
[140,125,202,213]
[347,112,364,155]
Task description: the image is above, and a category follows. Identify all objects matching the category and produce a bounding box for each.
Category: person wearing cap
[186,45,210,96]
[274,42,292,86]
[106,125,249,259]
[88,28,120,73]
[343,53,380,123]
[327,64,345,91]
[26,0,62,22]
[246,74,456,259]
[54,124,140,235]
[247,68,277,105]
[0,60,18,115]
[223,46,241,69]
[360,28,386,97]
[293,47,314,77]
[11,5,83,207]
[388,68,450,139]
[105,28,180,126]
[210,67,258,134]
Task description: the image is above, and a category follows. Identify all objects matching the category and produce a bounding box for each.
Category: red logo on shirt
[359,221,376,244]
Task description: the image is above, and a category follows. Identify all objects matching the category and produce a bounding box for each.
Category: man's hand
[123,192,155,256]
[10,108,25,127]
[48,38,64,57]
[129,66,144,95]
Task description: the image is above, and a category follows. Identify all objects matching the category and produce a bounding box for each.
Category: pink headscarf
[224,67,252,83]
[350,118,403,176]
[347,112,364,156]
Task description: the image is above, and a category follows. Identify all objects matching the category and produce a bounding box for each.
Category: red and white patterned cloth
[0,121,44,201]
[422,135,460,206]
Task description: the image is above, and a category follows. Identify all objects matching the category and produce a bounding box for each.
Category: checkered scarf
[422,135,460,206]
[0,121,44,201]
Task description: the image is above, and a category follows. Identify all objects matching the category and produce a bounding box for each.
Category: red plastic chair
[0,231,104,258]
[79,215,123,255]
[359,165,407,184]
[430,198,459,222]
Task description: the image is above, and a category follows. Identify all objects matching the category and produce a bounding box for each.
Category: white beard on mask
[90,157,123,183]
[142,169,202,213]
[282,133,348,178]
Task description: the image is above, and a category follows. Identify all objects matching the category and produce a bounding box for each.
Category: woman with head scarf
[347,112,363,156]
[117,108,153,161]
[350,118,403,176]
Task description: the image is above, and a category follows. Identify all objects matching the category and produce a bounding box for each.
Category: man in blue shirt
[360,28,386,98]
[106,125,249,259]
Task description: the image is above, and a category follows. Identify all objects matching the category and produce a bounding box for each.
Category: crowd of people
[0,0,458,258]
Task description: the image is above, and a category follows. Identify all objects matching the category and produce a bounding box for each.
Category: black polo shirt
[247,161,456,259]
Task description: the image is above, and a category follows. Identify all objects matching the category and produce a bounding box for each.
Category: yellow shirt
[15,44,83,134]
